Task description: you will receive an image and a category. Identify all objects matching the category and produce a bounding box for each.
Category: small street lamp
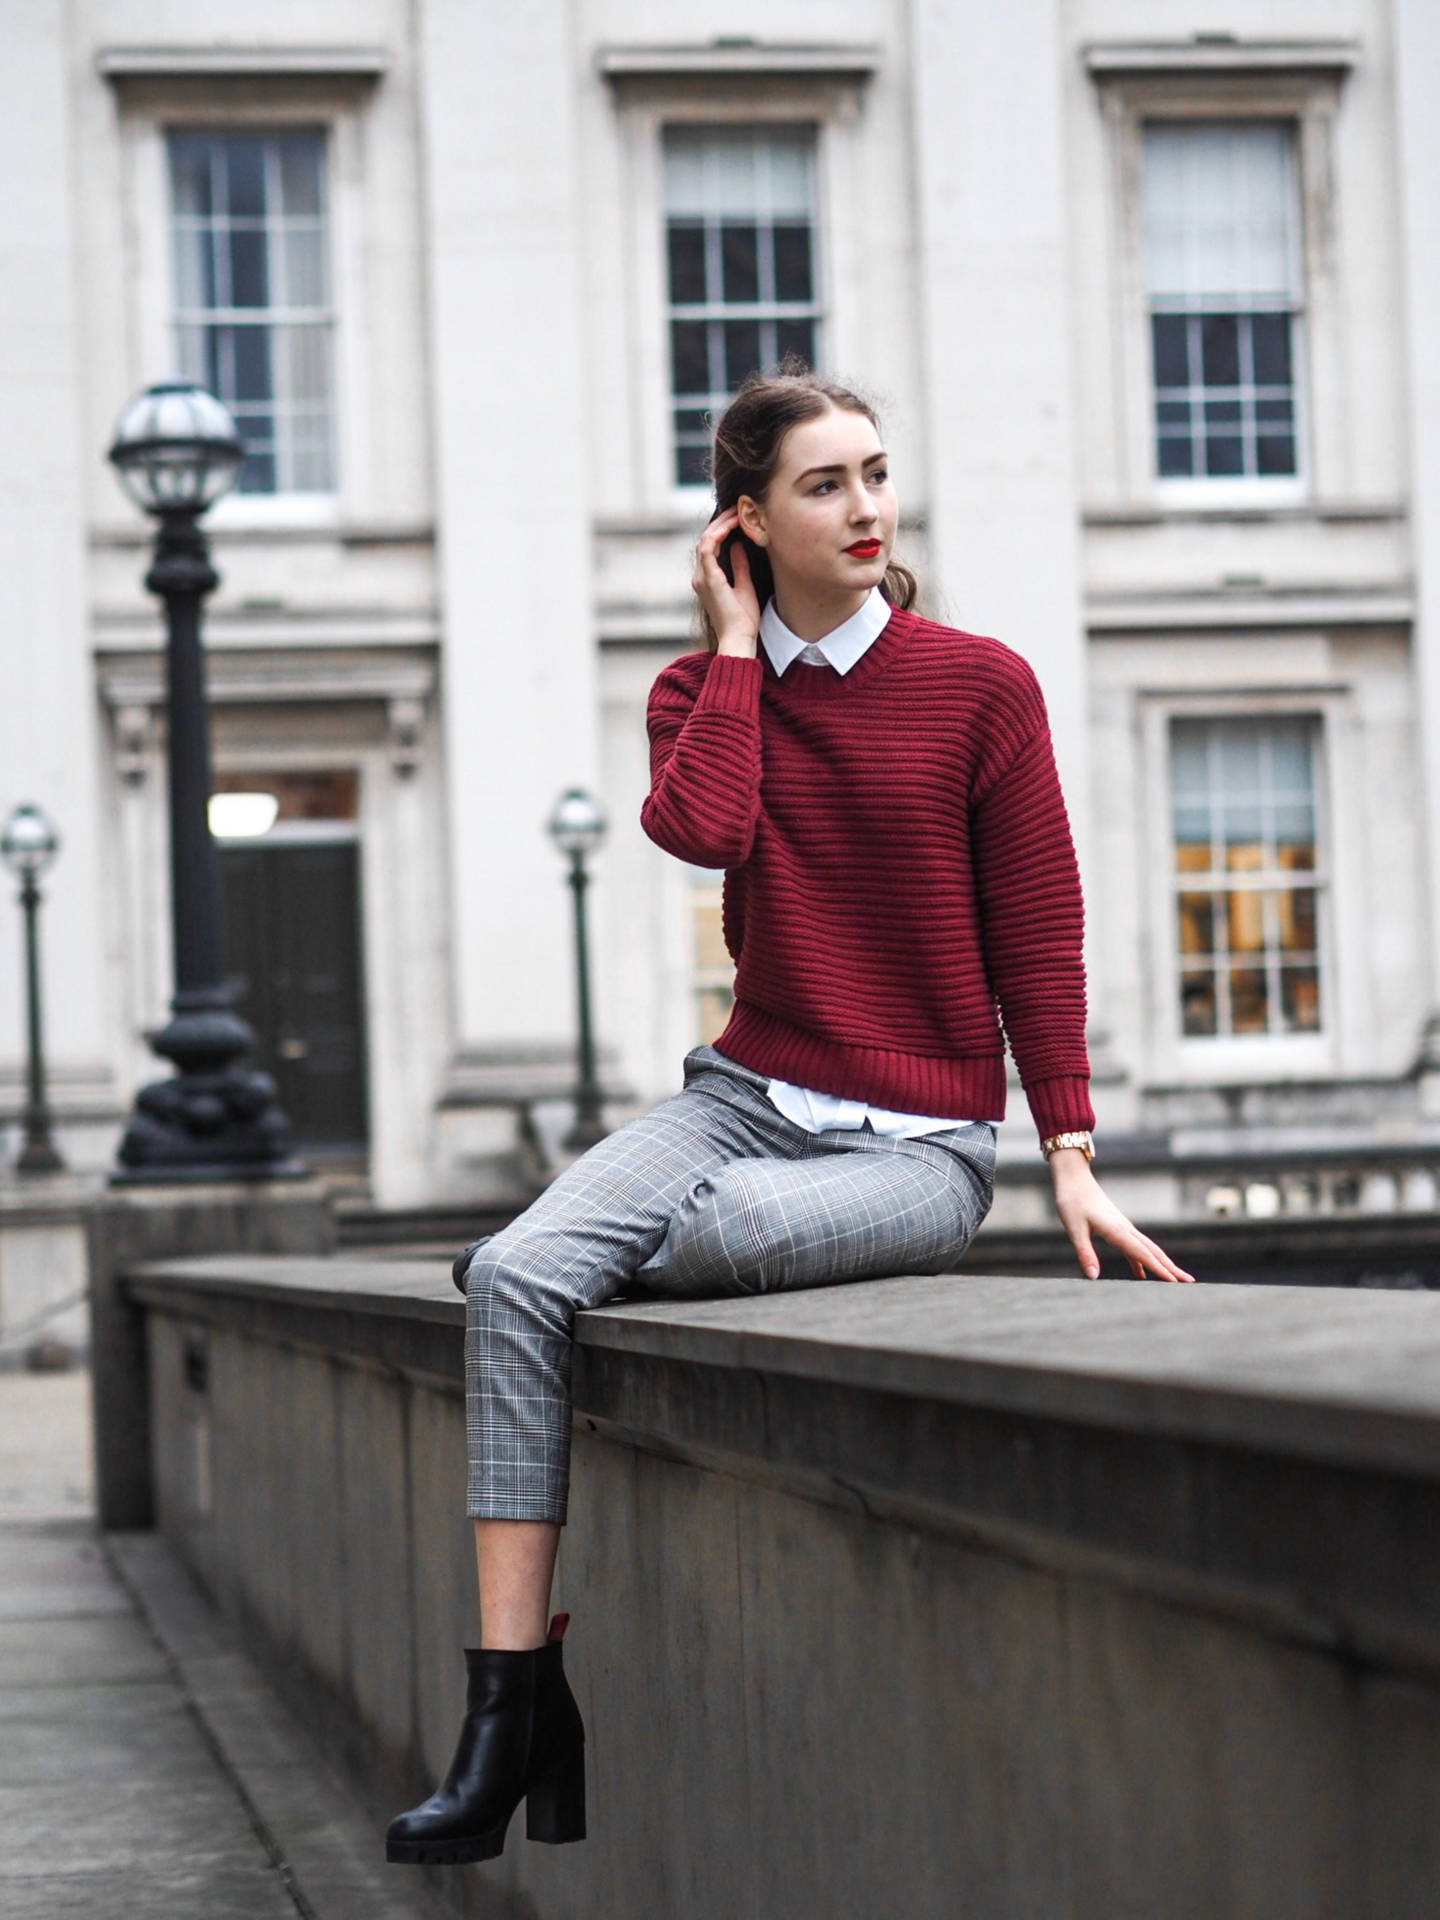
[546,787,608,1150]
[105,380,303,1183]
[1,803,65,1174]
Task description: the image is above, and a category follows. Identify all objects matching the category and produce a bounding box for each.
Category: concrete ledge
[121,1255,1440,1918]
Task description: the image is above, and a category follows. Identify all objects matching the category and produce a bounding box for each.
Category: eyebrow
[794,450,889,482]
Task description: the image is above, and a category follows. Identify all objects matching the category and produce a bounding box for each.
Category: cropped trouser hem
[463,1041,997,1522]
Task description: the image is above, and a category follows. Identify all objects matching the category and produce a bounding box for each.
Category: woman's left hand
[1047,1149,1196,1283]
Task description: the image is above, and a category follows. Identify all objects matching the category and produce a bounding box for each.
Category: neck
[769,572,872,644]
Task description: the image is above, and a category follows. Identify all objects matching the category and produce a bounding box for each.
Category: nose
[848,479,878,522]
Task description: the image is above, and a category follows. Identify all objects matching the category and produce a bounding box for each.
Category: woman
[386,368,1194,1869]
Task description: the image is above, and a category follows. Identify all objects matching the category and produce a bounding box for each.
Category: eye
[867,466,889,485]
[811,478,838,494]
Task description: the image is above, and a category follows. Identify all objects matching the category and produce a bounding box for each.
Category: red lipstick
[845,539,882,557]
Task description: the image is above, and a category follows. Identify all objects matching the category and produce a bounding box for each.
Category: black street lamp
[1,803,65,1174]
[105,380,304,1184]
[546,787,609,1150]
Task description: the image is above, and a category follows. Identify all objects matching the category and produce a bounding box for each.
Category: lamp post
[105,380,303,1183]
[546,787,609,1150]
[1,803,65,1174]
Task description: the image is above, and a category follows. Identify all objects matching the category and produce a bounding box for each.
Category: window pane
[225,138,267,219]
[773,223,813,301]
[229,228,269,308]
[1181,969,1218,1036]
[231,326,273,401]
[171,136,213,217]
[667,224,706,305]
[1252,312,1292,385]
[1280,967,1321,1031]
[724,319,761,389]
[1205,430,1245,476]
[670,320,709,397]
[277,134,323,216]
[276,324,330,405]
[1257,432,1296,476]
[1274,887,1317,953]
[674,438,710,487]
[1157,433,1194,477]
[173,227,215,310]
[1152,314,1190,388]
[1177,893,1215,956]
[282,229,326,309]
[1229,967,1269,1032]
[1226,891,1266,953]
[775,318,814,368]
[1201,314,1240,386]
[721,223,759,303]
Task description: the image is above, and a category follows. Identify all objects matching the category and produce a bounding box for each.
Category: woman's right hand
[693,507,760,656]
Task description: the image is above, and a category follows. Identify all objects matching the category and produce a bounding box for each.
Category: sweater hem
[714,1001,1010,1127]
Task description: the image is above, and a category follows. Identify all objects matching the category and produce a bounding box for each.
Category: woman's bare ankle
[473,1516,561,1650]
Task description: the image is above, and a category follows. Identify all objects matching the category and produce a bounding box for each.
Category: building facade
[3,0,1439,1223]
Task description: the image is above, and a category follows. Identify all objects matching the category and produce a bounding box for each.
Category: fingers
[1067,1226,1101,1281]
[1094,1221,1197,1284]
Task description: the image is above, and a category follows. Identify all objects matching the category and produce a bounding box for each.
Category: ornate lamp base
[110,1002,308,1186]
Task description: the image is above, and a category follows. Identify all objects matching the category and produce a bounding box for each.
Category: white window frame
[1138,683,1363,1085]
[112,77,376,531]
[603,70,871,517]
[167,125,338,498]
[1140,120,1309,505]
[1095,67,1349,514]
[661,125,825,491]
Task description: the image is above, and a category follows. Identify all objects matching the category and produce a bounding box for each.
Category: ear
[735,493,768,547]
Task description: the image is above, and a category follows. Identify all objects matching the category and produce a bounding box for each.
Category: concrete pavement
[0,1370,438,1919]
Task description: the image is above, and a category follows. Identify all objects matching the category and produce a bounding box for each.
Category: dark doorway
[217,838,370,1153]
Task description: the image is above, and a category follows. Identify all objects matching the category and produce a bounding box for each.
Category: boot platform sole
[386,1750,587,1864]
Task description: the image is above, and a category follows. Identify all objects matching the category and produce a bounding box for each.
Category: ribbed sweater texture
[640,604,1096,1146]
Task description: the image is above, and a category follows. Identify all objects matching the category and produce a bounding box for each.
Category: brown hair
[697,362,919,653]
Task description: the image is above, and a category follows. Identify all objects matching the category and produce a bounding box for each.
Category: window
[689,866,735,1043]
[168,128,336,494]
[663,126,820,486]
[1169,716,1324,1038]
[1142,122,1303,484]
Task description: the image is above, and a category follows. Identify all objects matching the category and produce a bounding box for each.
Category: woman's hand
[693,507,761,656]
[1047,1149,1196,1283]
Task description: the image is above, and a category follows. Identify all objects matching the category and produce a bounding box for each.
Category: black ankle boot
[386,1611,586,1866]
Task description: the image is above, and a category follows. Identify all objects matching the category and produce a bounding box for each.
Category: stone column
[416,0,603,1136]
[909,0,1114,1105]
[1394,0,1440,1106]
[0,5,115,1157]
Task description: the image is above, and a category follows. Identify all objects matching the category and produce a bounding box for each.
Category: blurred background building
[3,0,1439,1226]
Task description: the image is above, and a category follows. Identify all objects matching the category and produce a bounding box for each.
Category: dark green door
[217,839,369,1151]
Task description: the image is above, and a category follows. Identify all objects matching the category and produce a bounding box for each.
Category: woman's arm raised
[640,511,765,869]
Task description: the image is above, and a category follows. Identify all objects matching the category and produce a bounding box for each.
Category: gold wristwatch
[1040,1129,1095,1162]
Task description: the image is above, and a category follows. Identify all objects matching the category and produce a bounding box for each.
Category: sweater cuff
[1025,1074,1096,1145]
[696,649,763,717]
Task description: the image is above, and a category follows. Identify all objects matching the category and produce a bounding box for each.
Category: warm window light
[209,792,280,838]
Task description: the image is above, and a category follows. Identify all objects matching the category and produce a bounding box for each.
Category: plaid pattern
[464,1043,997,1522]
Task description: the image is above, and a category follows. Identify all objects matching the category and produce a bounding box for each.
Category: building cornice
[596,41,880,83]
[1082,38,1360,79]
[96,46,390,82]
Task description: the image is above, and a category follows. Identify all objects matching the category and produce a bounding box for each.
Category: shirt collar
[759,585,892,677]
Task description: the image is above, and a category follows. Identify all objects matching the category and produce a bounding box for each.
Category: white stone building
[3,0,1439,1224]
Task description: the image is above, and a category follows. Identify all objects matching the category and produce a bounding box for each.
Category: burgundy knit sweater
[640,602,1095,1146]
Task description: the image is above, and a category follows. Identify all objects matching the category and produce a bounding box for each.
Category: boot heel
[525,1742,586,1843]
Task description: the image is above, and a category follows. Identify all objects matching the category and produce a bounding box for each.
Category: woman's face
[736,405,898,607]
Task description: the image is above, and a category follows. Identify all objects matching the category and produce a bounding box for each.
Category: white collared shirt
[753,587,977,1139]
[758,583,894,677]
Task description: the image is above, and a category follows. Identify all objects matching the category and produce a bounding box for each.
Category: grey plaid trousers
[462,1042,998,1522]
